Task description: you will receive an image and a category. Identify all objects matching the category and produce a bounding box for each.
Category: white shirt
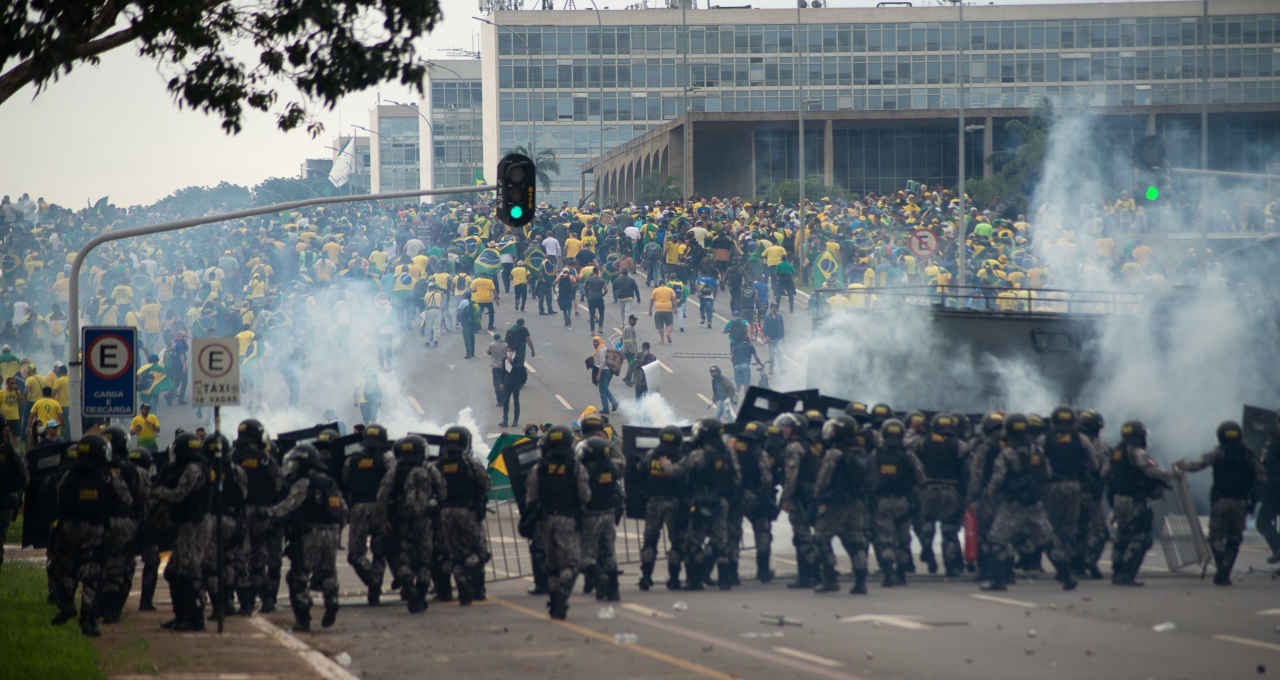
[541,236,561,257]
[624,226,641,242]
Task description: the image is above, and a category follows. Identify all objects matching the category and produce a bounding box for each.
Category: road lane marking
[1214,635,1280,653]
[779,351,799,366]
[696,393,714,406]
[796,290,810,299]
[656,360,674,374]
[618,611,865,680]
[773,647,843,668]
[714,313,729,323]
[492,598,736,680]
[1258,609,1280,616]
[555,394,573,410]
[621,603,675,619]
[248,615,360,680]
[839,614,931,631]
[970,593,1038,609]
[524,361,537,374]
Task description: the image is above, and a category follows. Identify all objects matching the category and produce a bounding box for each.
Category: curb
[246,615,359,680]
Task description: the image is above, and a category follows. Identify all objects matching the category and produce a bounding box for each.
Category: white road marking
[839,614,931,631]
[969,593,1039,609]
[621,603,675,619]
[714,313,729,323]
[555,394,573,410]
[772,647,843,668]
[779,351,799,366]
[1258,609,1280,616]
[524,362,537,374]
[1213,634,1280,653]
[656,360,674,374]
[486,433,501,439]
[248,615,360,680]
[696,393,714,406]
[796,290,810,299]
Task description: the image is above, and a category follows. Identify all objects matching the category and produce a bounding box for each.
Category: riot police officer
[377,435,445,613]
[526,425,590,619]
[233,419,284,613]
[913,413,968,577]
[667,418,740,591]
[966,412,1005,583]
[1076,410,1110,579]
[342,424,392,605]
[50,435,132,636]
[204,433,247,619]
[437,426,491,605]
[265,444,347,632]
[128,448,163,611]
[151,432,212,631]
[872,419,924,587]
[814,416,874,594]
[1042,406,1096,582]
[579,436,624,601]
[1174,421,1266,586]
[731,421,775,583]
[778,412,820,589]
[1106,421,1176,586]
[637,425,687,591]
[99,426,148,623]
[0,418,26,572]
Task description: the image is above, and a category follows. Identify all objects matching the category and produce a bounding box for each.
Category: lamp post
[795,0,807,270]
[951,0,968,286]
[474,17,537,162]
[384,98,433,195]
[587,0,605,206]
[681,0,690,211]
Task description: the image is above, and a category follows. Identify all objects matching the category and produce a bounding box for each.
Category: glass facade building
[371,105,422,193]
[481,2,1280,203]
[427,60,485,194]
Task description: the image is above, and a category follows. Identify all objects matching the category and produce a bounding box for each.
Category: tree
[761,174,844,205]
[1,0,441,135]
[505,145,560,193]
[251,175,335,206]
[151,181,252,216]
[636,174,679,204]
[977,100,1053,215]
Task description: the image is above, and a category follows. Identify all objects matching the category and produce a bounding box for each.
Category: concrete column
[750,129,757,200]
[1146,112,1157,135]
[823,119,834,188]
[683,120,694,201]
[982,116,994,179]
[580,167,586,200]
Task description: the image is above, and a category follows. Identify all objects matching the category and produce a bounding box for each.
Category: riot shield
[621,425,692,519]
[735,386,802,425]
[23,442,70,548]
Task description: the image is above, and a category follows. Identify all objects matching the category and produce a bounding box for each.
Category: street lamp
[681,0,690,211]
[950,0,969,286]
[587,0,605,207]
[474,16,538,162]
[795,0,807,269]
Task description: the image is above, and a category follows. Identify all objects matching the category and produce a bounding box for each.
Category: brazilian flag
[812,248,844,289]
[602,252,621,280]
[473,247,502,279]
[453,235,483,258]
[499,238,519,262]
[526,249,546,275]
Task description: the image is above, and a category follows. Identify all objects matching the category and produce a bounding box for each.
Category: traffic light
[497,153,535,227]
[1133,135,1165,202]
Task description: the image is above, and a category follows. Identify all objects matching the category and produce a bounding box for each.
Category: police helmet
[202,433,231,459]
[283,443,318,477]
[880,418,905,444]
[870,403,893,425]
[907,411,928,431]
[803,409,825,433]
[127,448,153,469]
[1026,413,1046,435]
[822,415,857,445]
[692,417,723,444]
[929,413,955,436]
[237,419,268,448]
[76,434,111,465]
[172,431,204,463]
[541,424,574,455]
[1004,413,1030,440]
[773,412,803,433]
[1216,420,1243,446]
[658,425,683,446]
[1120,420,1147,447]
[576,436,610,460]
[315,428,341,452]
[581,413,607,435]
[394,435,427,460]
[442,425,472,456]
[1050,406,1077,432]
[981,411,1006,435]
[738,421,766,443]
[364,423,389,445]
[1079,410,1104,436]
[846,401,869,419]
[105,426,130,461]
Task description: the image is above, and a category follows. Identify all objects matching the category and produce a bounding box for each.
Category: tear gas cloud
[786,102,1280,467]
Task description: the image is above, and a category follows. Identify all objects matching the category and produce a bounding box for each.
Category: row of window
[378,116,419,137]
[429,114,483,139]
[499,124,650,159]
[498,79,1280,123]
[430,81,483,111]
[432,167,482,189]
[500,49,1280,91]
[497,16,1280,57]
[379,166,420,193]
[379,141,419,165]
[432,140,483,165]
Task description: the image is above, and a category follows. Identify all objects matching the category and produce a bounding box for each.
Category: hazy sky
[0,0,1137,208]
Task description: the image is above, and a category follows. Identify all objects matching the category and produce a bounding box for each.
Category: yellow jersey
[650,286,676,313]
[471,277,496,303]
[510,266,529,286]
[31,397,61,425]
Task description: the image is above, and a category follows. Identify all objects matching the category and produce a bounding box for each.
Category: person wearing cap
[0,344,19,381]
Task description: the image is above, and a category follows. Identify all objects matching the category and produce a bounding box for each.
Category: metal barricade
[1151,475,1212,573]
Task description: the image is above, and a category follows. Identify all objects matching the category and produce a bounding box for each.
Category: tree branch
[0,23,141,107]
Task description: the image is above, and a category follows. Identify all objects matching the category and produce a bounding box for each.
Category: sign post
[82,327,137,423]
[908,228,940,260]
[192,337,239,634]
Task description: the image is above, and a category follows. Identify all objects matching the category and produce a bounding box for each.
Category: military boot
[1052,559,1077,591]
[259,585,277,613]
[638,562,655,591]
[880,561,897,588]
[920,547,938,575]
[548,590,568,620]
[471,566,488,601]
[850,569,868,595]
[236,588,256,616]
[683,558,704,591]
[606,570,621,602]
[291,605,311,633]
[718,562,733,591]
[457,574,474,606]
[982,560,1009,591]
[665,561,683,590]
[756,551,774,583]
[583,565,597,595]
[161,578,186,629]
[321,601,339,628]
[100,592,122,624]
[1212,548,1233,586]
[786,557,814,589]
[433,568,454,602]
[404,583,422,613]
[140,572,158,612]
[174,582,205,632]
[815,562,839,592]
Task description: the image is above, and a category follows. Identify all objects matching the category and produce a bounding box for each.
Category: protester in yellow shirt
[510,264,529,312]
[130,404,161,451]
[471,276,498,331]
[649,284,676,344]
[29,388,62,432]
[565,236,583,260]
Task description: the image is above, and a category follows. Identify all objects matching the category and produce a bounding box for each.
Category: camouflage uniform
[1104,432,1178,585]
[377,452,445,612]
[267,471,348,631]
[966,435,1004,580]
[526,445,591,619]
[204,461,248,616]
[730,435,774,583]
[871,438,924,585]
[437,453,491,604]
[235,443,285,611]
[814,438,874,592]
[912,427,969,576]
[0,438,28,571]
[1078,433,1111,574]
[1175,438,1266,585]
[50,459,133,635]
[780,437,822,586]
[983,441,1076,589]
[638,440,687,590]
[579,440,625,600]
[101,457,148,622]
[343,445,393,599]
[669,440,740,590]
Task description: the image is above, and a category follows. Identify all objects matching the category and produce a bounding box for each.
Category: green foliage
[5,512,21,543]
[1,0,443,135]
[980,100,1053,215]
[151,181,252,216]
[505,145,560,193]
[761,174,844,204]
[964,176,1007,212]
[250,175,335,206]
[636,174,680,204]
[0,564,105,679]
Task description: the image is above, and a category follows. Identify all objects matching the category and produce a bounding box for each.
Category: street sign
[908,228,939,259]
[192,337,240,407]
[82,326,136,417]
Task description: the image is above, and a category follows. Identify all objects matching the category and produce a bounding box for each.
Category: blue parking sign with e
[83,326,136,417]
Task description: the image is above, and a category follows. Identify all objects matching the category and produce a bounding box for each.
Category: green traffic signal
[1144,185,1159,201]
[510,205,524,219]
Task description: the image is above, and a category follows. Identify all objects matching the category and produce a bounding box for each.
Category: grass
[0,563,106,680]
[5,513,21,544]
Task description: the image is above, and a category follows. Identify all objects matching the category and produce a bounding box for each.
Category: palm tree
[506,144,561,193]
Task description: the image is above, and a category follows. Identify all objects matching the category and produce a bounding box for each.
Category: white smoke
[617,392,691,427]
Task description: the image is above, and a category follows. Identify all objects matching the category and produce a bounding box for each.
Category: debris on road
[336,653,352,667]
[613,633,639,645]
[760,613,803,627]
[597,607,616,620]
[673,601,688,612]
[1152,622,1177,633]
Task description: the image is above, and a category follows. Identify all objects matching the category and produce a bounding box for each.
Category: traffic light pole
[67,183,496,439]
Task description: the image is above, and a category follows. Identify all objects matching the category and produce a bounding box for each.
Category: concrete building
[300,158,334,181]
[370,104,423,193]
[332,134,372,194]
[425,59,485,197]
[474,0,1280,206]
